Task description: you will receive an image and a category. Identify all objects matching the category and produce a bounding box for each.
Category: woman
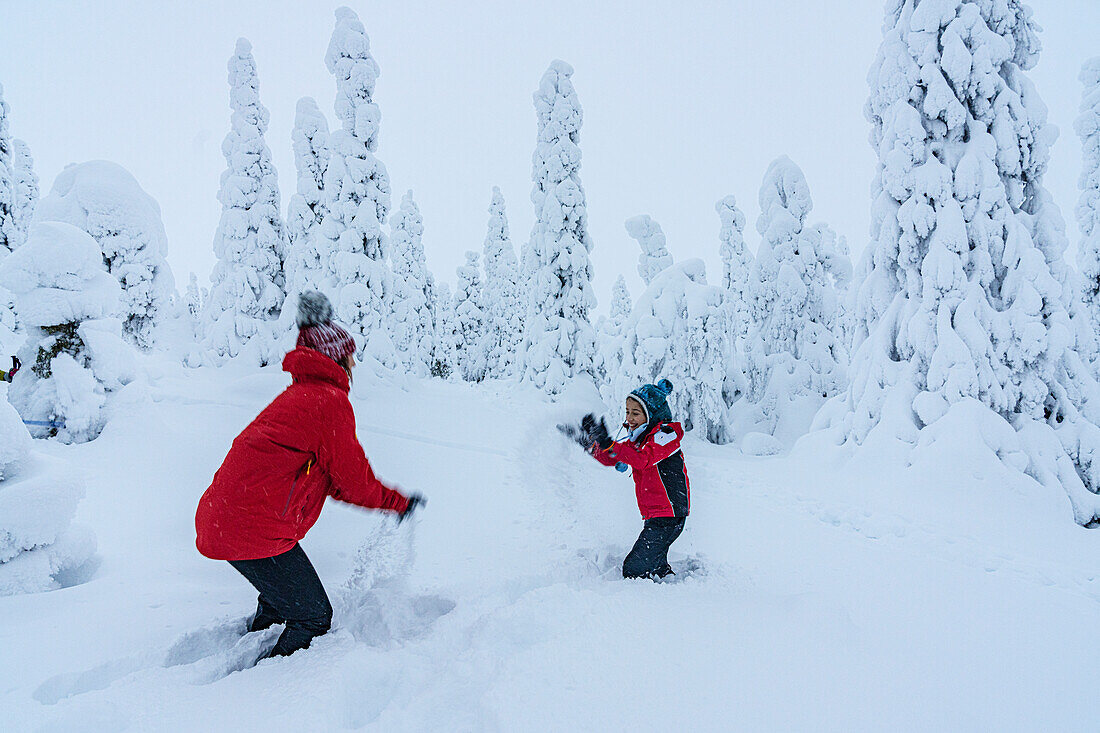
[195,291,424,658]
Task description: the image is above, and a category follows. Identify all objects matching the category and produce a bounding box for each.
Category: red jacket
[195,347,409,561]
[591,422,690,519]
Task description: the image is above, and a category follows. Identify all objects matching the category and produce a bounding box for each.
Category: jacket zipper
[281,474,301,518]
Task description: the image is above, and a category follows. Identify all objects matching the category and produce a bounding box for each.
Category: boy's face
[624,398,647,431]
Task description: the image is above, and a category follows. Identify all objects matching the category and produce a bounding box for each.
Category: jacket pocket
[281,473,302,517]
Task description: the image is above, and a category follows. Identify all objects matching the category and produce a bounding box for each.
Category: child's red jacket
[195,347,409,561]
[590,422,690,519]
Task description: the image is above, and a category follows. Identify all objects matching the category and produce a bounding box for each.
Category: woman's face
[624,398,647,431]
[341,354,356,383]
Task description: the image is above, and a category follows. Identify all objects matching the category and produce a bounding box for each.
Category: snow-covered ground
[3,358,1100,732]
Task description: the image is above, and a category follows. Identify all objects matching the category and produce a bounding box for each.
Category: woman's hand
[398,493,426,524]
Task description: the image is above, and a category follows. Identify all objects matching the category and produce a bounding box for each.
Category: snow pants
[622,516,686,580]
[229,543,333,658]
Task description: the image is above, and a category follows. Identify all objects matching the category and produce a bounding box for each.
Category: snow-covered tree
[185,272,204,338]
[389,191,433,376]
[0,84,15,255]
[322,7,396,368]
[616,260,732,443]
[715,195,753,342]
[820,0,1100,525]
[283,97,332,332]
[626,214,673,286]
[11,139,36,250]
[430,281,458,380]
[0,402,95,595]
[595,274,631,405]
[520,60,597,395]
[202,38,287,365]
[36,161,174,350]
[454,251,487,382]
[1077,57,1100,364]
[0,222,136,443]
[481,187,523,379]
[734,157,850,444]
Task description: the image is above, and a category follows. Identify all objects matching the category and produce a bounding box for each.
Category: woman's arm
[319,397,409,513]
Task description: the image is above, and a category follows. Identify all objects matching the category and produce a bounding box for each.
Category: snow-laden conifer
[36,161,175,351]
[616,260,732,443]
[595,274,631,406]
[185,273,204,339]
[481,187,523,379]
[11,139,36,250]
[1076,57,1100,365]
[0,222,135,443]
[454,251,487,382]
[389,191,433,376]
[283,97,332,332]
[322,7,396,368]
[626,214,673,286]
[715,195,753,343]
[734,157,850,444]
[820,0,1100,525]
[520,61,596,395]
[202,38,287,365]
[0,84,15,255]
[430,281,458,380]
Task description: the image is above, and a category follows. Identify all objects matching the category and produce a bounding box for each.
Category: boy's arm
[589,441,620,466]
[605,424,683,469]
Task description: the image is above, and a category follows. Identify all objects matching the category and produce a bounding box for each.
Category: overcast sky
[2,0,1097,306]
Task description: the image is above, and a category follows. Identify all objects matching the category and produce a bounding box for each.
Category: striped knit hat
[295,291,356,364]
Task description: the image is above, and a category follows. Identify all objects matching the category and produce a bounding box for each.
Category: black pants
[623,516,686,580]
[229,543,333,658]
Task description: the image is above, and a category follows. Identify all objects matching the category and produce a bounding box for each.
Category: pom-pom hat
[295,291,356,364]
[628,378,674,425]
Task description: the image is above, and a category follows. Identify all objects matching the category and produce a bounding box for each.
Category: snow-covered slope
[2,359,1099,731]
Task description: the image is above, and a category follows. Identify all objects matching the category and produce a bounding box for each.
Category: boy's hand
[591,417,613,450]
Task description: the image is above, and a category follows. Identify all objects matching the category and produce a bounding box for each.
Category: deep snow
[2,357,1100,732]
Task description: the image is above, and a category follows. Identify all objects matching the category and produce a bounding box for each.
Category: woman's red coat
[195,347,409,561]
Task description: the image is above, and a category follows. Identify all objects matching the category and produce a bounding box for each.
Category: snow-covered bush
[430,281,458,380]
[734,157,850,445]
[454,252,486,382]
[11,139,36,250]
[616,259,732,443]
[817,0,1100,525]
[389,191,433,377]
[0,222,134,443]
[322,7,397,368]
[202,38,286,366]
[283,97,332,334]
[520,60,596,395]
[0,406,95,596]
[480,187,523,379]
[1077,57,1100,367]
[626,214,672,286]
[35,160,173,350]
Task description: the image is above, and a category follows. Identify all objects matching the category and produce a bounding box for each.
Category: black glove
[398,493,425,524]
[581,414,612,450]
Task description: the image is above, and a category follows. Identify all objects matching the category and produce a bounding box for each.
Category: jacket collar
[282,347,350,393]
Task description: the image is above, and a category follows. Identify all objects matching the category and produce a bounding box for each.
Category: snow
[3,358,1100,729]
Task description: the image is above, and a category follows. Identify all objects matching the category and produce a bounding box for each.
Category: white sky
[1,0,1098,308]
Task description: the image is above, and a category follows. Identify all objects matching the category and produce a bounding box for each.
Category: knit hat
[628,378,674,425]
[295,291,356,364]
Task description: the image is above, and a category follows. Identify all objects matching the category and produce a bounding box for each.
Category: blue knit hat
[628,378,674,425]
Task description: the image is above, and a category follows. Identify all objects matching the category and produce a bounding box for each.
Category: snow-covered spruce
[616,260,733,443]
[389,191,434,377]
[282,97,333,337]
[520,61,597,395]
[626,214,673,286]
[0,83,15,255]
[184,273,204,339]
[35,161,173,350]
[715,195,753,345]
[454,251,487,382]
[1076,57,1100,369]
[202,38,287,366]
[11,139,36,250]
[322,7,397,369]
[818,0,1100,525]
[0,222,135,443]
[430,280,458,380]
[595,274,632,408]
[733,156,850,446]
[480,187,523,379]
